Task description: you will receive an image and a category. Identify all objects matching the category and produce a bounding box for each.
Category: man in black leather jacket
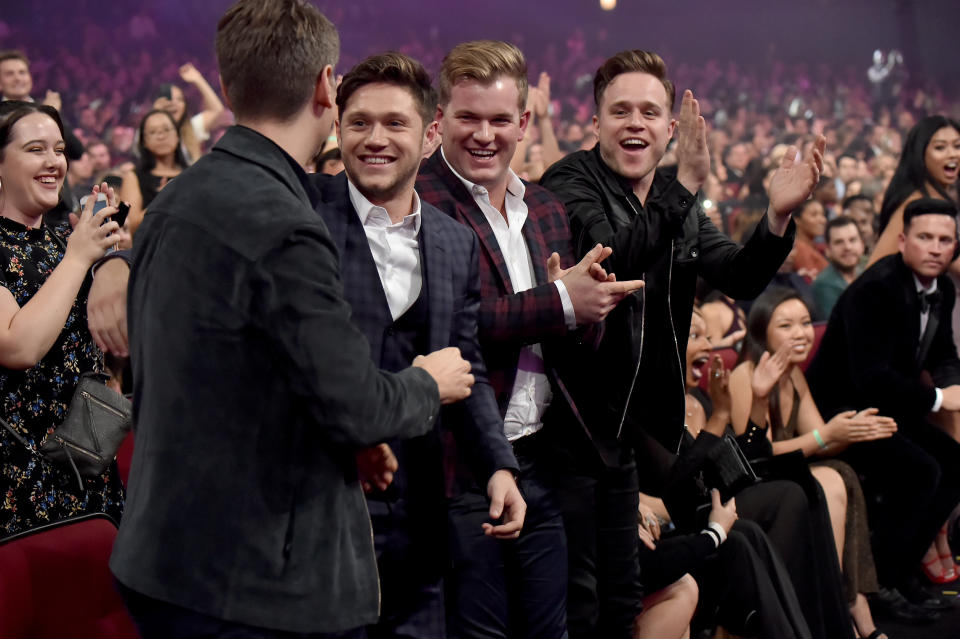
[539,49,825,638]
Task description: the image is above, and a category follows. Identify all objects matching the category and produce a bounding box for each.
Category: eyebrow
[21,138,65,147]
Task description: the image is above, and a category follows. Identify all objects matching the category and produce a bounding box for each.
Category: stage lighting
[600,0,617,10]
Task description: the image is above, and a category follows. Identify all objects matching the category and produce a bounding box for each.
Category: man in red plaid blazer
[416,40,642,639]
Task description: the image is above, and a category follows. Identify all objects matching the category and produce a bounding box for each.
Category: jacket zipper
[664,240,687,454]
[616,196,646,440]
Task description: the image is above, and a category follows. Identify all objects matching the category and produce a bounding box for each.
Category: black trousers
[445,437,568,639]
[839,422,960,588]
[554,446,642,639]
[118,581,364,639]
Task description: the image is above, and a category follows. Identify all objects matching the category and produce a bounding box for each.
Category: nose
[627,109,644,130]
[473,120,494,144]
[366,122,387,148]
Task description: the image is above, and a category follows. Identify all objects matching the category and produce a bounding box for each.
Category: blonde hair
[437,40,527,112]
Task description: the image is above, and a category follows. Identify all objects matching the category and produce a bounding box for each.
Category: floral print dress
[0,217,124,536]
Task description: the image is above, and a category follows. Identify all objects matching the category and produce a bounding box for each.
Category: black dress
[0,217,124,536]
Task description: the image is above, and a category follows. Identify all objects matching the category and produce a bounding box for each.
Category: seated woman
[153,62,226,165]
[0,101,123,536]
[790,200,829,282]
[728,288,894,639]
[121,109,187,237]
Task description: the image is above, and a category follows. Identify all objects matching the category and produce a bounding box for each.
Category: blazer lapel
[521,211,550,286]
[420,210,452,352]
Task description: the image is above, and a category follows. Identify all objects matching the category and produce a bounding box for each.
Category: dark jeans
[117,581,365,639]
[445,435,568,639]
[554,445,641,639]
[840,422,960,588]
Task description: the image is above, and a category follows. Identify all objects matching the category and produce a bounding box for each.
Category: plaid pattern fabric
[417,152,580,413]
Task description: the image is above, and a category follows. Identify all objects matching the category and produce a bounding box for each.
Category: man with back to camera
[311,51,525,638]
[540,49,828,636]
[807,198,960,619]
[416,40,644,638]
[109,3,475,638]
[811,215,865,317]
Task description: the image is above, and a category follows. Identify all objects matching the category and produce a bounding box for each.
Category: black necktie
[919,289,943,314]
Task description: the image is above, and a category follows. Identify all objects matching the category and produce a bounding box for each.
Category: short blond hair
[437,40,527,112]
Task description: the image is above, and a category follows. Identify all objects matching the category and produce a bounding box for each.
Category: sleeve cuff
[554,280,577,330]
[701,521,727,548]
[933,387,944,412]
[91,250,132,278]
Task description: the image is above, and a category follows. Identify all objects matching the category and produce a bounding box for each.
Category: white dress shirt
[347,179,422,321]
[442,150,575,441]
[914,274,945,412]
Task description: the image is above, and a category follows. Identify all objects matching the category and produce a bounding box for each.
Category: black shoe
[901,575,958,611]
[870,587,940,624]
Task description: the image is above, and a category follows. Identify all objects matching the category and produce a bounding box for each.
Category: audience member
[0,102,122,536]
[729,288,893,636]
[108,3,472,637]
[121,109,187,236]
[842,194,877,254]
[790,199,829,282]
[812,216,866,317]
[807,198,960,621]
[152,62,226,164]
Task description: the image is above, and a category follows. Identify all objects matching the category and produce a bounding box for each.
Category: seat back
[0,514,140,639]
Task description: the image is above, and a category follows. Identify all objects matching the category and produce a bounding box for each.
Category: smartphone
[79,193,108,216]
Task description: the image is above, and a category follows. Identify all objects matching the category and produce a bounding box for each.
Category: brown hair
[437,40,527,112]
[0,101,64,162]
[0,51,29,68]
[593,50,675,111]
[337,52,436,125]
[215,0,339,122]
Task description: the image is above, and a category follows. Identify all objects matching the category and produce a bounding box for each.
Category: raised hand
[178,62,203,85]
[751,342,791,399]
[42,90,62,112]
[707,355,732,416]
[413,346,474,404]
[768,135,826,218]
[547,244,644,325]
[65,183,120,268]
[675,90,710,195]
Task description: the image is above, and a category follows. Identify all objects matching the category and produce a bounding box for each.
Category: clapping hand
[675,90,710,196]
[768,135,826,219]
[751,342,792,399]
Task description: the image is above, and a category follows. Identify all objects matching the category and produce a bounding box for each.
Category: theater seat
[0,514,140,639]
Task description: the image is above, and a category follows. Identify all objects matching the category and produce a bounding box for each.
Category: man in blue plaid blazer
[416,41,642,639]
[314,53,525,639]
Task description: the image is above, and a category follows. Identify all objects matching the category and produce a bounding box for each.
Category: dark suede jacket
[541,146,794,457]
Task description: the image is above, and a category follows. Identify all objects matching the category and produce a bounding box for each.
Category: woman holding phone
[0,101,124,536]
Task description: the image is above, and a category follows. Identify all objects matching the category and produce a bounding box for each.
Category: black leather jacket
[541,146,794,457]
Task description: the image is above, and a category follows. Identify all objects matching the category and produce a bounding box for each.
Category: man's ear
[668,117,678,139]
[314,65,335,111]
[435,106,444,134]
[518,109,531,141]
[897,232,906,254]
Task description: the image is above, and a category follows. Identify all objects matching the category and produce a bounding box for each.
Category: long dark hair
[738,287,807,366]
[136,109,187,173]
[878,115,960,232]
[0,101,65,161]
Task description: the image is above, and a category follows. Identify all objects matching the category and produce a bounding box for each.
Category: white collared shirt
[443,150,575,441]
[347,179,422,321]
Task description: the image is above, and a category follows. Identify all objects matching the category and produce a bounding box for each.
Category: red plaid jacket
[417,152,600,463]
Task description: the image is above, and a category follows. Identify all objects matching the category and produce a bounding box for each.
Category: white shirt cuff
[554,280,577,330]
[933,387,944,413]
[706,521,727,546]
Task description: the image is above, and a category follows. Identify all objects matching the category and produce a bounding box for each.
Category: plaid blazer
[417,152,601,466]
[313,172,517,495]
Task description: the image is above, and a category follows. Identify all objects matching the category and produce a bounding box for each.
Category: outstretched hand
[768,135,826,223]
[547,244,644,325]
[751,342,791,399]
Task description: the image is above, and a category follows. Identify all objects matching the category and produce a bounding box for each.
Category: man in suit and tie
[416,40,643,638]
[807,197,960,615]
[312,52,525,639]
[109,4,475,638]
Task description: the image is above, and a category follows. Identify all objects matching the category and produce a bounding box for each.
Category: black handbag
[662,430,759,532]
[1,373,131,491]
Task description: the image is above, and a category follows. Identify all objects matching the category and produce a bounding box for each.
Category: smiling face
[0,58,32,101]
[825,221,864,273]
[899,213,957,286]
[924,126,960,189]
[594,71,676,194]
[338,82,429,211]
[0,111,66,222]
[766,298,815,365]
[685,311,712,389]
[795,200,827,241]
[438,76,528,193]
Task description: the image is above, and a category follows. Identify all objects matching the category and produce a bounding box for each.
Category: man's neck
[238,113,324,169]
[833,262,858,283]
[629,171,655,207]
[362,185,418,225]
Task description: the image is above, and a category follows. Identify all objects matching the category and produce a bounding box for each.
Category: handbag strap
[0,413,34,453]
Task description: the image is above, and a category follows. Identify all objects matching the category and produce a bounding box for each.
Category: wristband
[701,527,721,548]
[707,521,727,545]
[813,429,827,450]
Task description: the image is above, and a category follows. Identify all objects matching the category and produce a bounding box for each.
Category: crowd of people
[1,1,960,639]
